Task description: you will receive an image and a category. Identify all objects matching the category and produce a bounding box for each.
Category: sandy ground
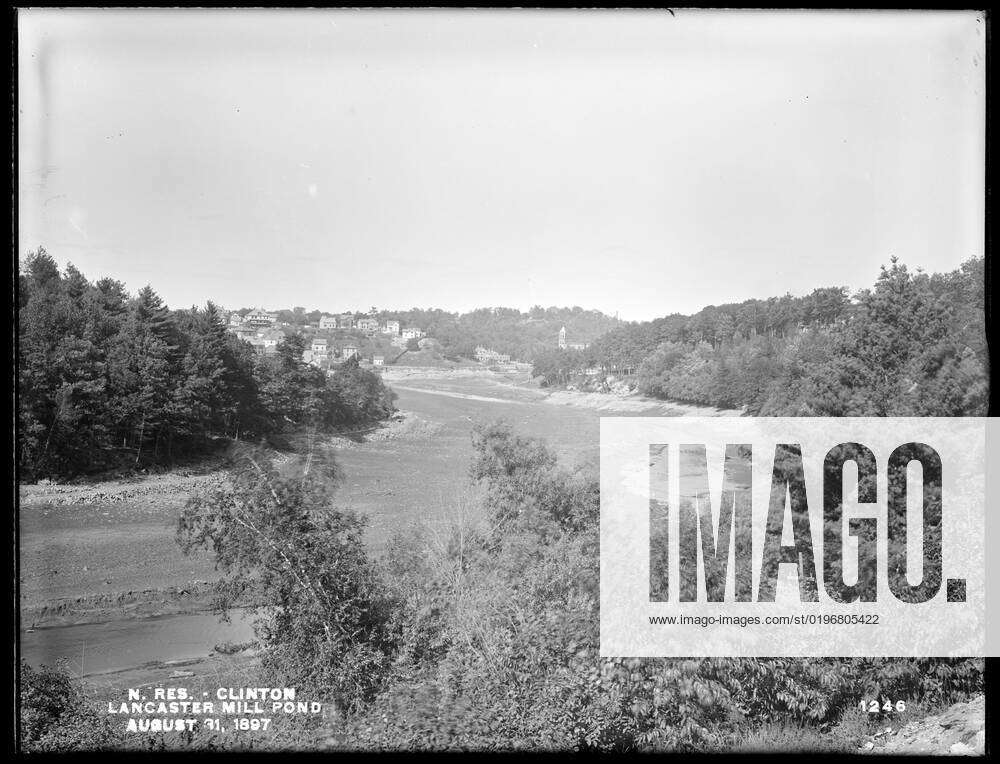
[542,388,743,415]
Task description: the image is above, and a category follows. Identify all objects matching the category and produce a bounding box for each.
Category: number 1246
[860,700,906,714]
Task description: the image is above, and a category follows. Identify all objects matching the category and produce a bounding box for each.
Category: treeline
[244,304,621,363]
[533,257,988,416]
[17,248,396,481]
[421,305,620,362]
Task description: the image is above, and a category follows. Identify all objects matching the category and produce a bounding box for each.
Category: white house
[341,344,360,360]
[244,308,277,328]
[372,356,385,366]
[382,320,400,335]
[318,315,338,330]
[311,337,328,355]
[401,326,424,340]
[474,345,511,364]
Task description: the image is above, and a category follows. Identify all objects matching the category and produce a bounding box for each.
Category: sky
[18,10,985,322]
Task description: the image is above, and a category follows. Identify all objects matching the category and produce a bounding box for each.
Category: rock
[863,741,875,751]
[868,695,985,756]
[974,730,986,751]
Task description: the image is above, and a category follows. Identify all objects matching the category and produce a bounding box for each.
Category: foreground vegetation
[18,249,396,480]
[20,423,983,752]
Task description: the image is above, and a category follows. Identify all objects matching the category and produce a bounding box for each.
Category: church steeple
[558,326,567,349]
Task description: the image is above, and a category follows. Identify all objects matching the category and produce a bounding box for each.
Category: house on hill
[337,313,355,329]
[341,344,360,360]
[475,345,511,364]
[357,317,379,334]
[260,328,285,352]
[401,326,424,340]
[318,315,338,330]
[246,328,284,355]
[311,337,329,355]
[373,355,384,366]
[244,307,277,328]
[382,320,400,336]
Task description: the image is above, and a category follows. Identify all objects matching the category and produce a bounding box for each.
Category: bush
[19,660,125,751]
[341,423,983,752]
[177,445,401,712]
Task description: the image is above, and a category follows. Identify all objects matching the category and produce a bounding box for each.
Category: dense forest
[17,248,396,481]
[533,257,988,416]
[240,304,621,363]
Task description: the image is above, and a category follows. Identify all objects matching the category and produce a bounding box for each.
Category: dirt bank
[862,695,986,755]
[542,388,743,416]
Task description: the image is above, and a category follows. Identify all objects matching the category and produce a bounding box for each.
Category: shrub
[19,660,125,752]
[177,444,400,712]
[342,423,983,752]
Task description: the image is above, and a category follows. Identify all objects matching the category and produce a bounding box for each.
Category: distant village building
[311,337,328,355]
[390,336,409,349]
[341,344,360,360]
[558,326,588,351]
[228,313,244,327]
[337,313,355,329]
[382,320,400,336]
[241,326,285,354]
[244,308,277,329]
[318,315,338,330]
[357,317,379,334]
[401,326,424,340]
[372,356,384,366]
[474,345,511,364]
[260,328,284,350]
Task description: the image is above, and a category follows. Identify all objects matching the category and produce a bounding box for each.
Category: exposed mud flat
[323,411,446,449]
[380,365,529,382]
[383,364,742,417]
[19,470,225,508]
[542,388,743,416]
